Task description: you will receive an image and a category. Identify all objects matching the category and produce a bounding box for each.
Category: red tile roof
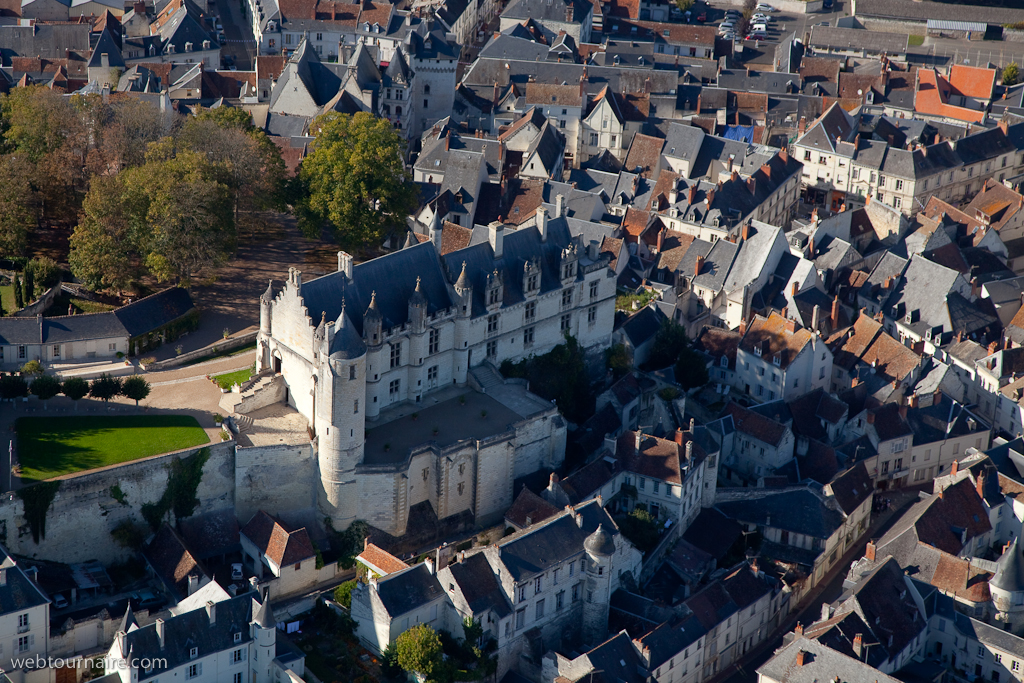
[241,510,316,568]
[739,312,814,370]
[622,207,652,241]
[623,133,663,179]
[915,68,987,124]
[357,543,409,575]
[723,403,788,447]
[948,64,997,100]
[505,487,561,528]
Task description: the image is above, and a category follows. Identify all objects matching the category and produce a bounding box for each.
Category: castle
[255,217,616,536]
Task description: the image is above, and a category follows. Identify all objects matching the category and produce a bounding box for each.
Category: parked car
[130,590,166,611]
[53,594,68,610]
[752,13,771,22]
[755,3,777,11]
[720,20,736,30]
[231,563,244,580]
[747,30,767,40]
[696,11,707,21]
[751,22,768,32]
[822,0,833,8]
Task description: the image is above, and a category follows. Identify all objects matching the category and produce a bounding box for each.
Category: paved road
[212,0,257,71]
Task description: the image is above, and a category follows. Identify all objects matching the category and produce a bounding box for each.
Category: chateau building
[256,219,616,536]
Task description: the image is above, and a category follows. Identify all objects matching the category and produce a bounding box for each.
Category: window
[561,314,571,332]
[524,327,535,346]
[535,577,543,593]
[819,367,825,379]
[487,340,497,358]
[354,399,359,414]
[389,379,400,398]
[489,287,500,305]
[572,584,579,602]
[17,636,29,653]
[349,365,356,380]
[1013,661,1020,672]
[562,288,573,307]
[234,674,243,683]
[427,365,438,384]
[569,562,574,576]
[190,647,198,660]
[457,482,465,495]
[590,281,599,299]
[590,133,599,145]
[516,609,525,629]
[488,314,499,333]
[519,586,527,602]
[556,590,564,609]
[52,345,59,358]
[553,568,559,585]
[18,614,28,631]
[804,151,811,161]
[640,478,646,490]
[588,307,597,325]
[18,346,25,359]
[653,481,660,494]
[187,664,201,679]
[536,599,545,620]
[390,342,401,368]
[611,135,617,147]
[233,649,244,663]
[895,179,904,191]
[234,632,242,644]
[525,301,536,321]
[429,329,439,354]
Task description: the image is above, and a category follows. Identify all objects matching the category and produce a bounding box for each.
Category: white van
[750,22,768,33]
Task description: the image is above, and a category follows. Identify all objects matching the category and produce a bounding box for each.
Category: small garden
[291,600,380,683]
[642,320,709,390]
[211,364,255,390]
[616,289,658,312]
[500,335,595,423]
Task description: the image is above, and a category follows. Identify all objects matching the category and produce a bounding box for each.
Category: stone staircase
[234,414,254,433]
[219,371,286,415]
[470,363,504,393]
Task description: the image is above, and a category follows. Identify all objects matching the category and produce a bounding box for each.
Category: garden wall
[143,329,258,371]
[12,285,61,318]
[234,443,315,524]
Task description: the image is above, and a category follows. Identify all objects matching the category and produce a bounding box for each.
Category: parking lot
[675,0,806,44]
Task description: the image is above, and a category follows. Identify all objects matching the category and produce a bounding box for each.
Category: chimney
[635,431,643,451]
[796,651,807,667]
[688,185,697,204]
[730,170,740,183]
[707,187,716,206]
[187,574,199,596]
[934,388,943,405]
[549,472,559,488]
[977,470,986,499]
[675,428,684,446]
[910,394,919,409]
[779,147,789,164]
[689,418,695,431]
[865,541,876,562]
[657,228,665,253]
[951,460,959,476]
[791,282,799,297]
[555,193,566,217]
[669,182,679,205]
[784,318,798,334]
[739,318,747,336]
[899,403,908,420]
[853,634,863,659]
[831,295,839,327]
[794,623,804,635]
[537,206,548,242]
[685,441,693,461]
[695,255,705,277]
[798,116,807,135]
[812,304,820,332]
[866,411,875,424]
[206,601,216,624]
[338,251,353,278]
[425,556,435,575]
[155,618,166,649]
[493,82,500,105]
[971,276,980,299]
[742,222,751,242]
[489,222,504,258]
[747,176,756,196]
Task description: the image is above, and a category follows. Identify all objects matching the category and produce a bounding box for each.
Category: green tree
[21,262,33,303]
[1004,62,1020,86]
[61,376,89,409]
[12,273,22,309]
[89,374,122,402]
[381,644,404,680]
[69,174,143,292]
[0,155,35,257]
[333,579,356,609]
[297,111,418,248]
[19,360,43,376]
[605,343,631,380]
[617,507,661,553]
[121,375,151,407]
[675,349,710,390]
[394,623,444,681]
[29,257,61,289]
[0,375,28,401]
[675,0,694,11]
[462,616,484,649]
[29,374,61,405]
[644,319,689,371]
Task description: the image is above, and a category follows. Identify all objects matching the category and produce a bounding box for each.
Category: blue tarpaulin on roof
[722,124,756,143]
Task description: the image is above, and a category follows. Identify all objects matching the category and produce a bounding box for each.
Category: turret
[250,596,276,683]
[363,291,383,346]
[991,538,1024,634]
[454,262,472,318]
[453,262,472,383]
[582,523,615,642]
[409,277,427,334]
[257,279,274,372]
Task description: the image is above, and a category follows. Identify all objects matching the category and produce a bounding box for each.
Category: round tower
[257,279,274,372]
[363,292,384,419]
[452,262,472,384]
[582,524,615,642]
[991,538,1024,634]
[250,597,276,683]
[317,304,367,530]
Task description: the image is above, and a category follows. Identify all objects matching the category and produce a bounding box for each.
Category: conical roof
[584,523,616,556]
[992,538,1024,593]
[410,276,427,305]
[455,262,471,290]
[253,597,275,629]
[403,230,418,249]
[364,291,382,320]
[331,303,366,360]
[119,605,137,633]
[261,279,274,302]
[315,311,327,339]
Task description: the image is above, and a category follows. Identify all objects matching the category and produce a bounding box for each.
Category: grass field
[0,286,14,315]
[213,365,255,389]
[16,415,211,482]
[908,34,925,46]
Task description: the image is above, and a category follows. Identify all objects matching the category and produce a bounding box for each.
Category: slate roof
[723,403,788,447]
[176,510,240,561]
[876,478,991,557]
[0,545,48,616]
[826,463,873,516]
[375,563,444,618]
[716,488,844,539]
[808,25,909,54]
[757,636,903,683]
[116,288,195,338]
[492,499,619,582]
[620,305,664,349]
[120,593,260,680]
[505,487,561,528]
[444,552,512,619]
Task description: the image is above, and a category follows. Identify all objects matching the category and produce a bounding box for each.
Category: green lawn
[0,285,14,315]
[213,365,255,389]
[16,415,211,482]
[908,34,925,46]
[182,343,257,367]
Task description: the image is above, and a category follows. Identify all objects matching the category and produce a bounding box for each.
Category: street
[211,0,257,71]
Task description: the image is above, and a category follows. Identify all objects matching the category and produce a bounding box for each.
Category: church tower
[452,262,472,384]
[316,302,366,530]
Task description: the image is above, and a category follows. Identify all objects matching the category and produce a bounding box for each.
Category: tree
[12,273,22,309]
[462,616,483,650]
[333,579,356,609]
[61,376,89,409]
[29,257,61,290]
[675,0,693,11]
[605,343,631,380]
[617,507,660,553]
[89,374,122,402]
[29,374,61,406]
[644,320,689,371]
[1004,62,1020,87]
[19,360,43,376]
[394,623,444,681]
[0,155,35,258]
[121,376,151,407]
[20,262,33,304]
[69,175,143,292]
[297,112,418,248]
[674,349,710,390]
[0,375,28,401]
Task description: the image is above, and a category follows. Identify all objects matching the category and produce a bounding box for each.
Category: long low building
[808,25,909,59]
[0,287,196,367]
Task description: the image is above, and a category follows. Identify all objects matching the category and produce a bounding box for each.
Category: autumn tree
[0,155,35,257]
[1004,62,1020,87]
[296,111,418,248]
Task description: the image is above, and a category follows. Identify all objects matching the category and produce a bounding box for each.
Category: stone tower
[408,277,428,402]
[257,279,274,373]
[363,292,384,419]
[453,262,472,385]
[582,524,615,642]
[991,538,1024,634]
[250,597,276,683]
[315,302,367,530]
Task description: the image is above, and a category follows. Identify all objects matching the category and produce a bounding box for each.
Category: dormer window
[190,647,198,659]
[720,356,728,368]
[754,346,763,357]
[234,632,242,643]
[772,355,780,366]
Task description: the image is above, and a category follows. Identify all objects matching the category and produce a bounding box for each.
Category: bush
[0,375,29,400]
[1003,62,1020,86]
[29,257,61,289]
[500,335,595,422]
[644,320,689,371]
[29,375,61,401]
[61,376,89,401]
[89,374,123,402]
[605,343,630,380]
[19,360,43,376]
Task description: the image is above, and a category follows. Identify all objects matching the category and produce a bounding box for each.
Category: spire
[455,262,471,290]
[404,230,417,249]
[253,597,275,629]
[316,311,326,338]
[119,604,137,633]
[334,298,347,333]
[411,276,427,304]
[261,279,274,303]
[365,291,382,319]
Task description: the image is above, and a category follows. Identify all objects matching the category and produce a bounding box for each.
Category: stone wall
[714,0,823,13]
[234,444,315,524]
[12,285,61,318]
[0,441,236,564]
[143,330,258,372]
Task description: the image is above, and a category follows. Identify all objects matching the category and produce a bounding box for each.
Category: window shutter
[28,635,34,648]
[197,662,202,676]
